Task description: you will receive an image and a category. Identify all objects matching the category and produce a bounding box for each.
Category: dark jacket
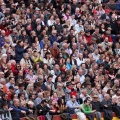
[91,101,101,112]
[15,45,26,63]
[36,104,50,116]
[10,105,29,120]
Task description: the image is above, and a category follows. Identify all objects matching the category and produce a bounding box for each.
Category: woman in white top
[47,15,55,26]
[76,53,85,67]
[43,52,55,69]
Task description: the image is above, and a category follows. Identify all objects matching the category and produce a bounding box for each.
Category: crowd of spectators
[0,0,120,120]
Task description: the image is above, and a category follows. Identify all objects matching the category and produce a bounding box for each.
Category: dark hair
[2,93,7,98]
[44,52,51,59]
[18,92,25,99]
[84,99,88,103]
[41,99,47,104]
[58,98,65,106]
[9,77,14,81]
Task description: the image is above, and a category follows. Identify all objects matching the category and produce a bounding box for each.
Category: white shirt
[92,53,100,61]
[77,75,85,84]
[76,58,85,67]
[47,20,55,26]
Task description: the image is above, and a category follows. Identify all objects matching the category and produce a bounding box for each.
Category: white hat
[35,7,40,11]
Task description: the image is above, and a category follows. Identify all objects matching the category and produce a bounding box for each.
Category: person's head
[84,98,90,106]
[112,96,118,104]
[0,78,6,85]
[52,30,57,36]
[116,89,120,96]
[81,89,87,95]
[58,98,65,106]
[38,92,43,98]
[47,75,53,83]
[114,79,119,86]
[18,40,24,47]
[75,7,80,14]
[13,99,20,107]
[104,37,109,43]
[2,102,8,110]
[29,69,34,76]
[104,94,110,101]
[9,77,15,84]
[107,89,114,96]
[57,83,63,90]
[78,69,83,76]
[52,42,58,49]
[95,27,99,34]
[2,93,8,100]
[92,95,99,102]
[19,83,25,90]
[18,92,25,100]
[27,101,34,108]
[41,99,47,106]
[71,95,76,102]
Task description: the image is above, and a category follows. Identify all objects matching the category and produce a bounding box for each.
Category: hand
[78,106,82,109]
[8,108,13,111]
[21,110,26,114]
[104,105,108,107]
[29,110,33,113]
[92,110,96,113]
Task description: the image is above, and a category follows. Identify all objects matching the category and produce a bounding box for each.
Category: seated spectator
[101,94,113,120]
[81,98,96,120]
[10,99,32,120]
[91,95,102,120]
[66,95,82,114]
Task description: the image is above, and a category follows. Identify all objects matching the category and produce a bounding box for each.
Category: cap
[93,9,97,14]
[105,9,111,13]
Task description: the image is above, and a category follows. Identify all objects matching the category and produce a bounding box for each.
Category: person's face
[15,100,20,107]
[72,96,76,102]
[44,36,48,41]
[20,41,24,46]
[48,77,52,83]
[10,78,15,84]
[55,65,59,70]
[29,70,33,76]
[95,29,99,33]
[58,84,62,90]
[85,100,90,106]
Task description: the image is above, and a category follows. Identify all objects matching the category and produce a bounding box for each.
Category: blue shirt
[66,100,80,109]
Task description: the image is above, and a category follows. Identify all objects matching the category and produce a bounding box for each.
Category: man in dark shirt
[37,99,55,116]
[91,95,102,120]
[101,94,113,120]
